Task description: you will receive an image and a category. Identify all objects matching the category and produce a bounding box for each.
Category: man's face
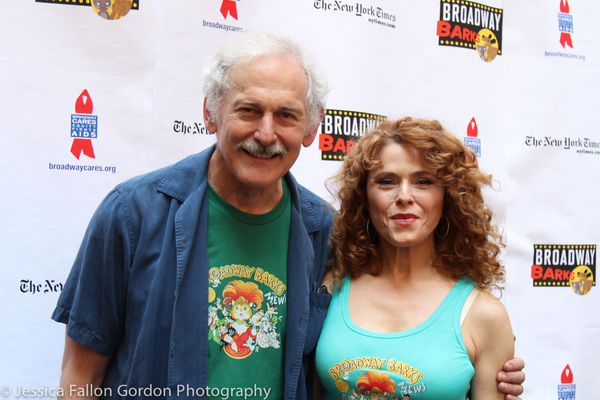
[205,54,318,195]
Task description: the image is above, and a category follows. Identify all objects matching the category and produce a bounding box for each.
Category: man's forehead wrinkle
[230,90,305,110]
[233,99,259,107]
[230,99,306,117]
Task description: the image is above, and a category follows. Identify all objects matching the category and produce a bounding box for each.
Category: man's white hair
[203,31,330,134]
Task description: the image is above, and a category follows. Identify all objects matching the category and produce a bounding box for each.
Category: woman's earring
[367,218,376,240]
[435,216,450,239]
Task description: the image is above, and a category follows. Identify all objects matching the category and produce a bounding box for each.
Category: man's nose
[255,114,276,145]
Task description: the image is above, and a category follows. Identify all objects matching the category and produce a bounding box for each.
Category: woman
[315,117,514,400]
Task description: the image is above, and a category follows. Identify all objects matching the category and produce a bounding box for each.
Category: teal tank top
[315,275,476,400]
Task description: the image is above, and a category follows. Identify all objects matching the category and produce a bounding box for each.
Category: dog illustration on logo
[570,265,594,295]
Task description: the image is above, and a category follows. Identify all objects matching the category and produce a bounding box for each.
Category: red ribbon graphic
[220,0,238,20]
[221,0,237,19]
[560,32,573,49]
[467,117,478,137]
[561,365,574,384]
[70,139,96,160]
[559,0,573,49]
[71,89,96,160]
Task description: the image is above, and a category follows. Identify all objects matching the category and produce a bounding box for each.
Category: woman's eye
[416,179,435,186]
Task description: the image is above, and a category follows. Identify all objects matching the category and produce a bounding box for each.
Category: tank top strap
[450,276,478,343]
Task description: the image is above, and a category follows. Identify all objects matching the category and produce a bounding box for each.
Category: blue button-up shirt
[53,145,334,400]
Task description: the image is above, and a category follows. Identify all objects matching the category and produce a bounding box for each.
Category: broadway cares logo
[71,89,97,160]
[558,365,576,400]
[203,0,244,32]
[464,117,481,158]
[48,89,117,173]
[437,0,503,62]
[559,0,574,48]
[544,0,584,61]
[531,244,596,295]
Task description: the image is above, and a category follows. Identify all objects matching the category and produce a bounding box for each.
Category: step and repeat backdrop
[0,1,597,399]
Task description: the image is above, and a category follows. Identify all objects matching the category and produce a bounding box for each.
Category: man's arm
[497,357,525,400]
[58,332,111,400]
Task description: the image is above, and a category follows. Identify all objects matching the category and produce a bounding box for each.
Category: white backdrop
[1,1,597,399]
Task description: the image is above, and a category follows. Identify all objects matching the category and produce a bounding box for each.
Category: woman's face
[366,142,445,250]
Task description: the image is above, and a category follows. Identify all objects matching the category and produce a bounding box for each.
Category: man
[53,32,524,399]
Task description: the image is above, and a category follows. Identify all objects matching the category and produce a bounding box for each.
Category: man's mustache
[236,138,288,159]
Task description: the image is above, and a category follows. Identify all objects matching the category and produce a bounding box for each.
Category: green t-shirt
[207,181,290,400]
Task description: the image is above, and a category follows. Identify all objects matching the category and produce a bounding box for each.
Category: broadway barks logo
[319,109,386,161]
[531,244,596,295]
[70,89,98,160]
[558,0,574,48]
[35,0,138,20]
[436,0,503,62]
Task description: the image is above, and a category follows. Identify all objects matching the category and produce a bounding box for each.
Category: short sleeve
[51,189,132,357]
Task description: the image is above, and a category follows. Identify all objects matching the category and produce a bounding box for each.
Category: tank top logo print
[208,265,287,360]
[327,357,426,399]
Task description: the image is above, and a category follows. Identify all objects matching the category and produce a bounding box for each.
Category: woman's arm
[463,291,515,400]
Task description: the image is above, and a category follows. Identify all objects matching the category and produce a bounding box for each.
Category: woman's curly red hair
[327,117,505,289]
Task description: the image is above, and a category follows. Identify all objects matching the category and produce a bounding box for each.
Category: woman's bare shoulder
[470,290,510,326]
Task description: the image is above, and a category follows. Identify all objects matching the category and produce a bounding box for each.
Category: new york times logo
[20,279,63,294]
[313,1,397,28]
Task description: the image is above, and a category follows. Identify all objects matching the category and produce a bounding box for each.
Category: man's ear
[302,108,325,147]
[203,98,218,134]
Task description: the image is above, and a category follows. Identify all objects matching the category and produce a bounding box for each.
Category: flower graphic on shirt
[356,371,398,400]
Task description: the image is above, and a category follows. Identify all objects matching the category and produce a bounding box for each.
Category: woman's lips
[392,213,418,226]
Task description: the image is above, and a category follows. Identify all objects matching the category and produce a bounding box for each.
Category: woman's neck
[375,236,444,283]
